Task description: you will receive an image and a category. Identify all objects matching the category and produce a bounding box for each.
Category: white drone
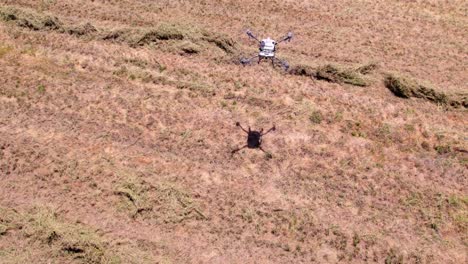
[240,29,293,70]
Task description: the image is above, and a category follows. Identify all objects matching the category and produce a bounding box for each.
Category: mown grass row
[2,5,465,109]
[384,74,467,108]
[290,63,466,108]
[0,5,237,55]
[0,207,118,263]
[289,63,377,87]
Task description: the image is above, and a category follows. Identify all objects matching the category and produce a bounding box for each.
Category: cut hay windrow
[0,5,237,54]
[0,6,61,31]
[289,63,373,87]
[384,74,467,108]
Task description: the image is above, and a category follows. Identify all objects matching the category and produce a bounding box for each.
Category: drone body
[241,30,293,70]
[259,38,276,58]
[247,130,263,148]
[231,122,276,155]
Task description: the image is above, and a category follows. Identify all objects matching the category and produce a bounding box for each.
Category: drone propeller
[246,29,260,42]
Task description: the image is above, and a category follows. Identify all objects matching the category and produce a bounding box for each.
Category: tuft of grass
[37,85,46,94]
[448,93,468,108]
[0,7,18,21]
[343,120,367,138]
[66,22,97,36]
[114,178,152,218]
[102,29,129,41]
[135,24,187,46]
[0,207,21,236]
[309,110,323,124]
[385,74,423,98]
[352,233,360,247]
[447,195,468,207]
[177,41,201,55]
[176,81,215,97]
[355,62,378,75]
[0,45,13,58]
[434,145,451,154]
[421,141,431,150]
[0,224,7,235]
[385,248,403,264]
[152,23,186,40]
[201,31,236,53]
[289,64,316,77]
[447,195,468,232]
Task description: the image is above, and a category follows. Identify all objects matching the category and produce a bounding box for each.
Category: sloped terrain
[0,1,466,263]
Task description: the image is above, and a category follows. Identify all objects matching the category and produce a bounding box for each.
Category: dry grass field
[0,0,467,263]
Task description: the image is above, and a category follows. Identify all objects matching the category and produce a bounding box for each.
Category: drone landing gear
[272,57,289,71]
[231,145,268,155]
[240,56,289,71]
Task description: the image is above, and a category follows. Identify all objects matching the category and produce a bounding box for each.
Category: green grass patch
[402,192,468,234]
[0,45,13,58]
[37,85,46,94]
[434,144,451,154]
[309,110,323,124]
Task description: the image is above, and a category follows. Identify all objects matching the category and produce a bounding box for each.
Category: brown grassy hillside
[0,0,466,263]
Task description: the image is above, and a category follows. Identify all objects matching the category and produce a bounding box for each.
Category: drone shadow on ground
[231,122,275,156]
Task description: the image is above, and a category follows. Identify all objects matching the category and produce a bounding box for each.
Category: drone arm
[246,30,261,42]
[276,32,293,44]
[236,122,249,134]
[240,54,259,65]
[261,125,276,136]
[276,38,287,44]
[258,146,268,154]
[231,145,248,155]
